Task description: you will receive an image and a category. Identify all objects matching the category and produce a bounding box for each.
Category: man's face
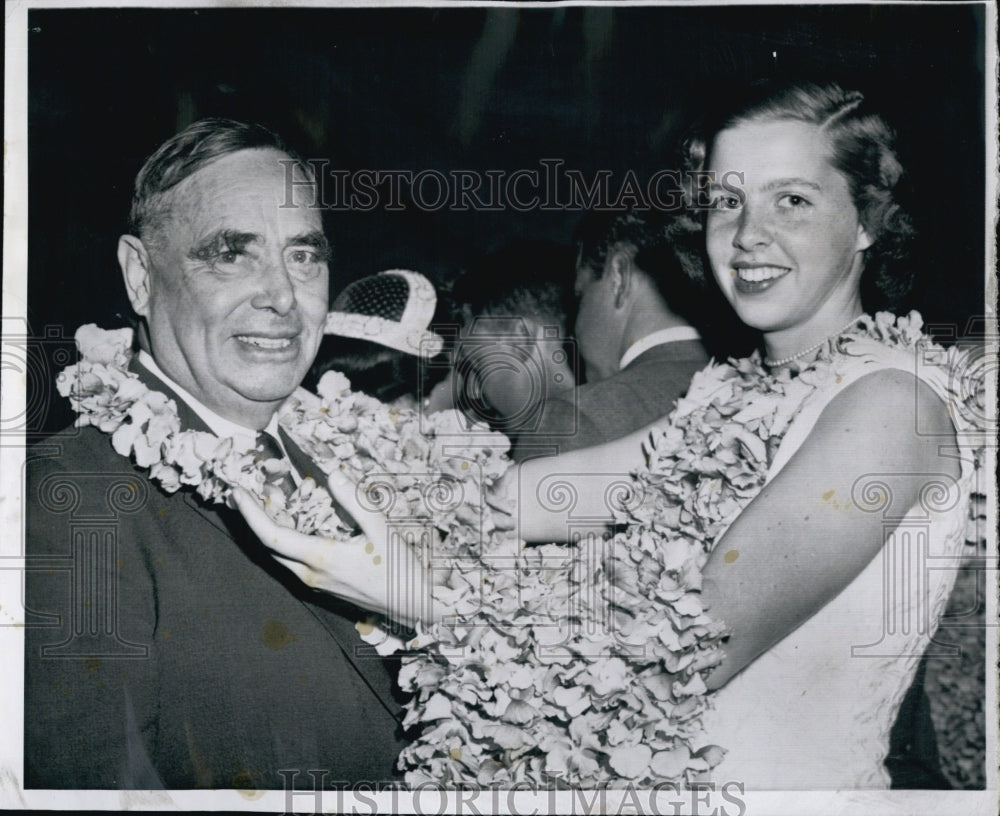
[136,148,329,426]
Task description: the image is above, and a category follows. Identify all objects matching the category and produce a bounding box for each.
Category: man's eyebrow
[188,230,260,260]
[761,177,822,192]
[287,231,333,261]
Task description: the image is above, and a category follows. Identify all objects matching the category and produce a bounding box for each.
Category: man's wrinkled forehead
[155,149,322,234]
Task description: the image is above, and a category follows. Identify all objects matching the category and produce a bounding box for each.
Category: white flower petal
[607,744,652,779]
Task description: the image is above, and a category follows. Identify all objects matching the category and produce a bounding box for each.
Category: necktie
[254,431,297,501]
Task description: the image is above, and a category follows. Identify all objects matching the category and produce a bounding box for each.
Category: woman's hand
[233,469,435,628]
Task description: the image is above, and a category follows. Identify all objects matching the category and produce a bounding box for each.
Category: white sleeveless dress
[696,332,982,789]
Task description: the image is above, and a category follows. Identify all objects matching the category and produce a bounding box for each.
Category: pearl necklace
[763,315,863,368]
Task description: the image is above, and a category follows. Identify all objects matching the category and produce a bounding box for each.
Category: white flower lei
[57,313,985,789]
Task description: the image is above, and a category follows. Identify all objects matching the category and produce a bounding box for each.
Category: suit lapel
[278,428,400,716]
[130,357,404,719]
[129,357,214,434]
[278,426,322,483]
[298,598,407,722]
[130,359,234,535]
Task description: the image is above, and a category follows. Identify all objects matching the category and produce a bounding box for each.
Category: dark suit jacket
[510,338,710,460]
[24,361,408,789]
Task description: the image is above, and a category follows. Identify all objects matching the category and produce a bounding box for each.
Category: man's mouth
[235,334,297,350]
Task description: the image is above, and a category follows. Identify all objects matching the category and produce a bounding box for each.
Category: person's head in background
[308,270,449,410]
[572,208,744,380]
[449,240,578,433]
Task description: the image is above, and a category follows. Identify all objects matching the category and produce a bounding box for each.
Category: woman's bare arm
[700,369,959,689]
[503,421,661,542]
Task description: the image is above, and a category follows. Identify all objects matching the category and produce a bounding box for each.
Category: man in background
[503,210,713,460]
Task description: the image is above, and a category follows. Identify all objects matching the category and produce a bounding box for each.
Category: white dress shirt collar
[618,326,702,371]
[137,350,283,454]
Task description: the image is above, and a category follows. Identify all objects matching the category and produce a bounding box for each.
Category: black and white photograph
[2,1,996,813]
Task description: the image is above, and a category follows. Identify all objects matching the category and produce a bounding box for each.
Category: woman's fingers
[232,486,413,616]
[232,486,276,539]
[272,552,311,584]
[326,469,389,542]
[232,487,325,566]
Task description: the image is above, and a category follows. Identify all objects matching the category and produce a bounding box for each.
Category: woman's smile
[731,264,792,293]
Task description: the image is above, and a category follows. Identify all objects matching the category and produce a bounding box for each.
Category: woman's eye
[777,193,810,209]
[715,194,742,211]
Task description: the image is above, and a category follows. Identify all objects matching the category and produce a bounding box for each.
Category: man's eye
[286,247,327,279]
[193,246,243,265]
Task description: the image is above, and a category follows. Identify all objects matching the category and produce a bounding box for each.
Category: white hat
[324,270,444,358]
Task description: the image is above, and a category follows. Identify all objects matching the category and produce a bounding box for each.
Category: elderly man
[507,210,713,461]
[25,119,406,789]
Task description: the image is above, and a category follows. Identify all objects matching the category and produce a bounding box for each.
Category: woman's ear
[855,222,874,253]
[118,235,152,317]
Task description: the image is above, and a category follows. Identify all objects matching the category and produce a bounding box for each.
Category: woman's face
[705,119,872,336]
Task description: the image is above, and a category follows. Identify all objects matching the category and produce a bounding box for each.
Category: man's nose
[732,205,773,251]
[251,257,297,315]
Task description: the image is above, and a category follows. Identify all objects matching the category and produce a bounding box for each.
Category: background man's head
[571,209,709,381]
[117,119,330,429]
[449,240,577,430]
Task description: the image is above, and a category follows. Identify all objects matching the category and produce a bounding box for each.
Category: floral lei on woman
[57,312,984,788]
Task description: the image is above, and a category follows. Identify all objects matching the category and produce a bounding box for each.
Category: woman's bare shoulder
[803,366,958,474]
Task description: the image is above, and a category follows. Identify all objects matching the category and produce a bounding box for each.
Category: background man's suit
[510,339,710,460]
[25,360,407,789]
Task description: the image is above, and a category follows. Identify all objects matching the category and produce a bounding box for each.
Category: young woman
[235,82,983,788]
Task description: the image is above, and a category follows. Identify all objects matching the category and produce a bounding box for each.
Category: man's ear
[606,249,634,309]
[118,235,152,317]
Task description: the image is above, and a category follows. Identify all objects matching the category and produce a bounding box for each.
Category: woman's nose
[732,205,773,251]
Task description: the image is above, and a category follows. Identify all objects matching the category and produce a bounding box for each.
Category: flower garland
[387,310,986,787]
[56,313,986,790]
[390,338,811,787]
[56,325,512,545]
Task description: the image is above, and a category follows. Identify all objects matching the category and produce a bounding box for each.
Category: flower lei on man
[56,313,984,789]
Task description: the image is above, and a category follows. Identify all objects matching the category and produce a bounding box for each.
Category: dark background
[26,4,988,434]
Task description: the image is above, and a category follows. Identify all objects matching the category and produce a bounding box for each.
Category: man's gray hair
[128,117,314,240]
